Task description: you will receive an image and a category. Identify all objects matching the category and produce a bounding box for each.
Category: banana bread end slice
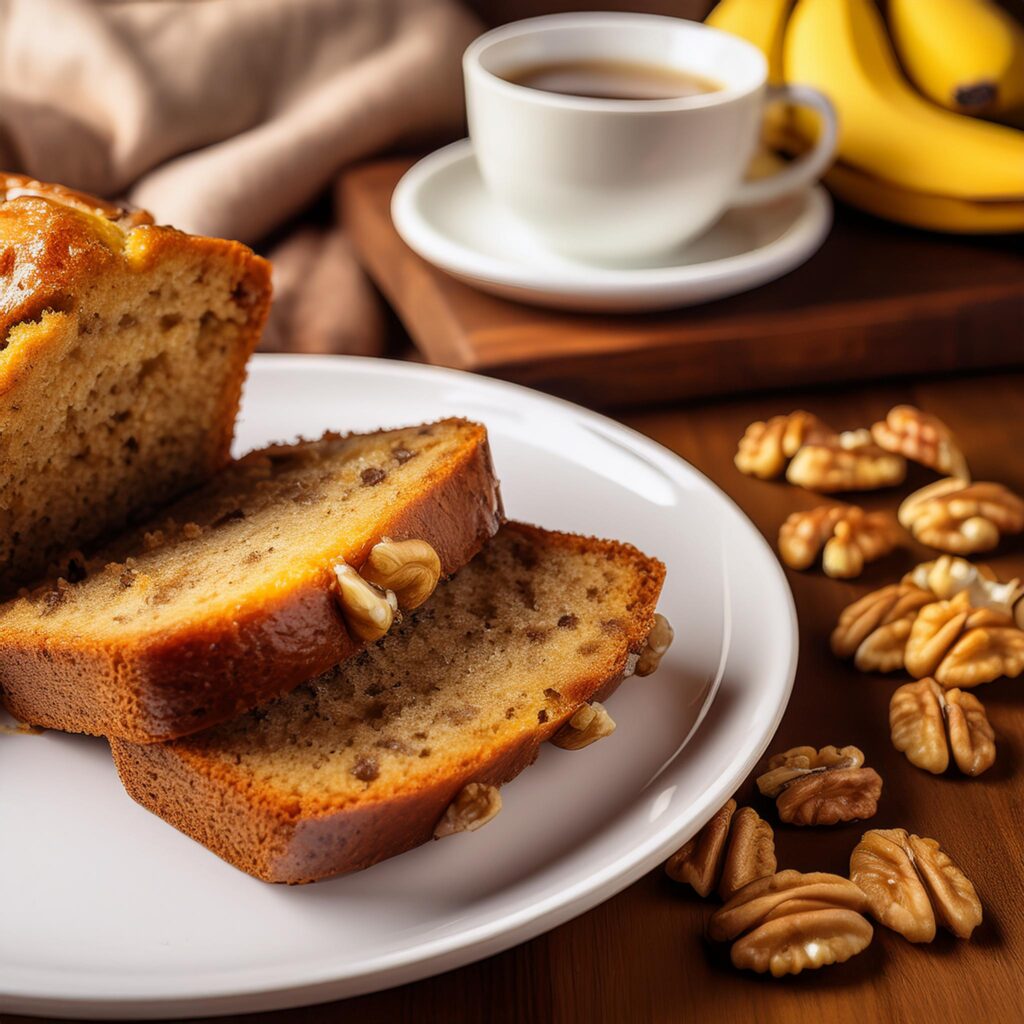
[0,176,271,593]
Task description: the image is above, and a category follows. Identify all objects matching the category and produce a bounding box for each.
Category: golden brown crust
[0,426,502,742]
[114,681,625,882]
[0,181,269,378]
[110,524,665,883]
[0,173,153,227]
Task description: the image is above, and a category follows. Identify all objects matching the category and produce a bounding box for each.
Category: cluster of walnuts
[665,743,981,976]
[740,403,1024,733]
[833,555,1024,688]
[736,404,1024,579]
[675,403,1015,978]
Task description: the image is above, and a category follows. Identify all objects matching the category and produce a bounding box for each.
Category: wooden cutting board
[339,157,1024,408]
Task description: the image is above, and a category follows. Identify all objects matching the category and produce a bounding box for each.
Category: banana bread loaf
[0,175,271,593]
[111,523,666,883]
[0,419,502,742]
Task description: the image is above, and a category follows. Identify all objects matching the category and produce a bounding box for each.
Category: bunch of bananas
[707,0,1024,233]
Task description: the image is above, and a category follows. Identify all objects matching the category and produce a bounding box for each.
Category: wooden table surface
[341,157,1024,409]
[15,370,1024,1024]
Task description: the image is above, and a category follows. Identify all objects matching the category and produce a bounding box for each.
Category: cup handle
[729,84,838,207]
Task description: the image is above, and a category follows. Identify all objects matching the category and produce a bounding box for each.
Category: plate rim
[390,138,832,301]
[2,355,798,1019]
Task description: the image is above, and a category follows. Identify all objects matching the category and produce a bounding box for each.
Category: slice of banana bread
[0,175,271,593]
[110,523,666,884]
[0,419,501,742]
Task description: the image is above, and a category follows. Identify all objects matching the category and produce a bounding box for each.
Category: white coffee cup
[464,13,837,264]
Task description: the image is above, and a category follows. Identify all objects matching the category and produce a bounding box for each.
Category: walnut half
[635,613,674,677]
[708,870,873,976]
[889,678,995,776]
[904,555,999,602]
[665,799,736,898]
[332,560,398,642]
[360,538,441,610]
[871,404,970,480]
[550,701,616,750]
[731,907,874,977]
[433,783,502,839]
[831,583,934,672]
[832,561,1024,682]
[665,801,776,901]
[756,745,882,826]
[786,430,907,493]
[850,828,982,942]
[905,590,1024,688]
[734,410,833,480]
[719,807,778,901]
[778,504,901,579]
[899,478,1024,555]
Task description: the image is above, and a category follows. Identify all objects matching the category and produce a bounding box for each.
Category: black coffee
[502,59,721,100]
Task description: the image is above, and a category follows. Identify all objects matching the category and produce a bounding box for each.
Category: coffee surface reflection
[502,59,722,100]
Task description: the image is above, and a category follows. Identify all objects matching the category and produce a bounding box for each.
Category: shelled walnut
[433,783,502,838]
[734,410,833,480]
[850,829,982,942]
[756,745,882,826]
[904,555,1001,603]
[719,807,778,901]
[905,590,1024,687]
[832,559,1024,683]
[708,870,873,976]
[871,405,970,480]
[550,702,616,750]
[665,799,736,897]
[360,538,441,609]
[334,539,445,641]
[332,560,398,642]
[831,583,935,673]
[778,504,901,578]
[665,801,776,900]
[635,613,674,677]
[889,678,995,776]
[904,557,1024,629]
[899,478,1024,555]
[786,430,907,493]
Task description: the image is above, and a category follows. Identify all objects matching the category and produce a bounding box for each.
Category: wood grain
[14,372,1024,1024]
[340,157,1024,409]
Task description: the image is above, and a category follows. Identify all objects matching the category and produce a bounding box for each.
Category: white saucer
[391,139,832,313]
[1,356,796,1019]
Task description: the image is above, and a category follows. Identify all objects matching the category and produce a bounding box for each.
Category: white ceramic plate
[0,356,796,1019]
[391,139,832,312]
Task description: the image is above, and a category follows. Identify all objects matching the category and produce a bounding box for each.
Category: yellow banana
[706,0,794,83]
[827,162,1024,234]
[784,0,1024,200]
[888,0,1024,117]
[705,0,795,152]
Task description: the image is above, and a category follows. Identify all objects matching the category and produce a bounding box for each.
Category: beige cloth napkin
[0,0,481,354]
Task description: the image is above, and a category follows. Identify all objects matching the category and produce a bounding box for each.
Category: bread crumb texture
[111,523,665,882]
[4,422,481,637]
[0,420,500,741]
